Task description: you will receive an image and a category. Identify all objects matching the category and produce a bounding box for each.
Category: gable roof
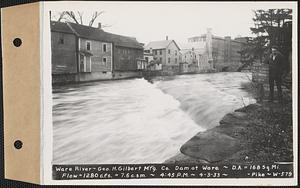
[145,40,180,50]
[50,21,74,34]
[50,21,143,49]
[68,22,143,49]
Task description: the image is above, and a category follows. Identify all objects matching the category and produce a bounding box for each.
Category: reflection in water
[52,72,255,164]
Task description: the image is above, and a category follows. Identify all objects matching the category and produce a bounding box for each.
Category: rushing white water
[52,72,255,164]
[154,72,256,129]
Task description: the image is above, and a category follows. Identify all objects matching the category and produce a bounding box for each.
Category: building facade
[113,45,143,71]
[145,38,181,75]
[179,46,210,73]
[51,21,144,83]
[144,50,154,64]
[51,22,77,75]
[78,38,112,73]
[187,29,248,72]
[143,50,162,71]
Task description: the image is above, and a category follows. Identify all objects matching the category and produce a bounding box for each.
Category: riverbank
[165,99,293,164]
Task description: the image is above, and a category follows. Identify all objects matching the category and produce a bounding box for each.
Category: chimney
[98,22,102,29]
[166,36,168,40]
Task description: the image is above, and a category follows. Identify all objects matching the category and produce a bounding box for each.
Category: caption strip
[53,163,293,180]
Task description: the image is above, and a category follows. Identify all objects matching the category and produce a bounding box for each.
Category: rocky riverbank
[165,100,293,164]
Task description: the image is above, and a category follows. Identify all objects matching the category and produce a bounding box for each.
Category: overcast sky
[50,1,296,45]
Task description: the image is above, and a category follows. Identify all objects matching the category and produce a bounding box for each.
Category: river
[52,72,256,164]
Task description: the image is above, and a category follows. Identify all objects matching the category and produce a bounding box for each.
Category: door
[86,56,91,72]
[79,54,85,72]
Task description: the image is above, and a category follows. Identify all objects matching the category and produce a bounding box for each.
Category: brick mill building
[187,28,248,72]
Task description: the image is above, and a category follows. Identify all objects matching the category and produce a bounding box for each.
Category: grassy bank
[224,101,293,163]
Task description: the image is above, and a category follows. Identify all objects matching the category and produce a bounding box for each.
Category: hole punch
[14,140,23,149]
[13,38,22,47]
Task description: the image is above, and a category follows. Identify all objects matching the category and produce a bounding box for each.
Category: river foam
[52,72,255,164]
[154,72,256,129]
[53,78,203,164]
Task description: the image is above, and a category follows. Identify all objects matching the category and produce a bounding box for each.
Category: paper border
[42,1,298,185]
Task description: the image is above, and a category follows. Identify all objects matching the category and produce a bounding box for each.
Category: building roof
[50,21,74,34]
[179,42,206,51]
[51,21,143,49]
[188,34,224,40]
[188,34,247,43]
[145,40,180,50]
[180,48,205,55]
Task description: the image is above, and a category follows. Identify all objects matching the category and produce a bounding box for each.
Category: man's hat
[271,45,279,50]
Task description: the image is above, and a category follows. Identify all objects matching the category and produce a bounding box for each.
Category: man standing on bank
[267,45,288,103]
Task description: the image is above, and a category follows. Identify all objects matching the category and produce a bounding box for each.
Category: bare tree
[88,11,104,26]
[57,11,67,22]
[54,11,109,27]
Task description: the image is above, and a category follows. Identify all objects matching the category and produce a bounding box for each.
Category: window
[175,58,177,63]
[145,57,149,62]
[154,50,157,55]
[86,41,91,51]
[59,33,64,44]
[175,50,177,56]
[103,57,107,66]
[160,57,162,62]
[103,43,107,52]
[160,50,162,55]
[168,49,171,54]
[168,58,170,63]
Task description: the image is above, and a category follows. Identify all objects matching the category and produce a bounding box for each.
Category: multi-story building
[179,41,210,73]
[187,29,248,72]
[145,37,181,74]
[143,50,154,64]
[51,21,144,83]
[66,23,113,80]
[143,50,162,71]
[51,21,78,76]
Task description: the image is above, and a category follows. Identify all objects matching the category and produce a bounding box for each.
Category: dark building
[110,36,144,71]
[51,22,77,74]
[210,36,247,71]
[50,21,144,83]
[67,22,144,72]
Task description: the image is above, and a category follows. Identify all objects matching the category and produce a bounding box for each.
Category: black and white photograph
[46,1,297,185]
